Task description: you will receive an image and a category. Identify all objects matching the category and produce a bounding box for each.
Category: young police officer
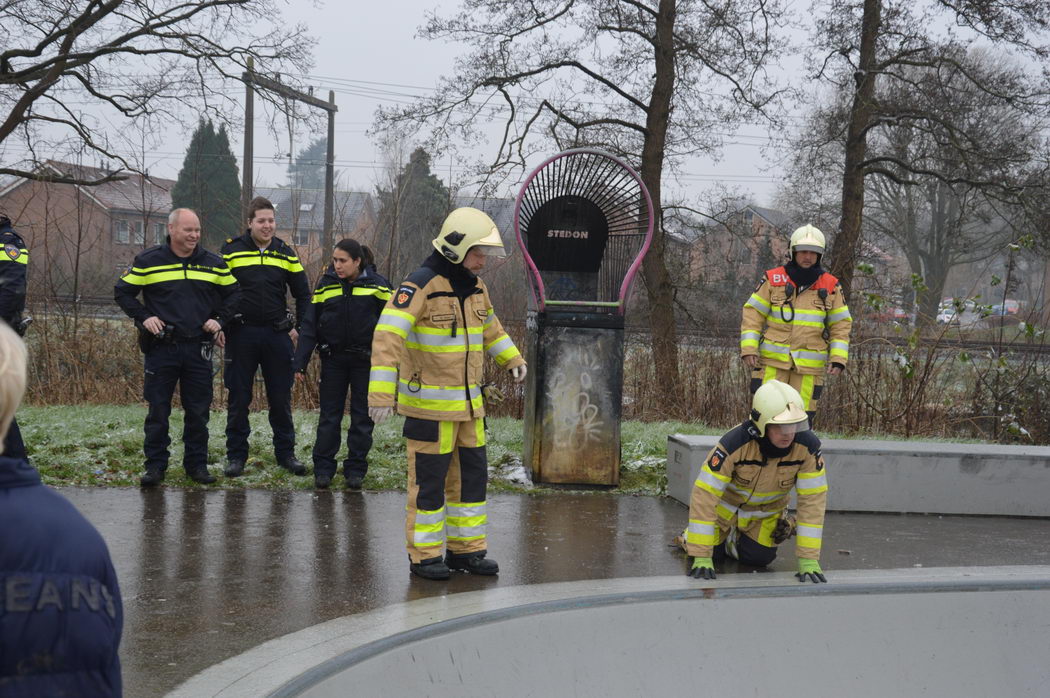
[220,197,311,477]
[0,212,29,458]
[115,208,240,486]
[368,208,526,580]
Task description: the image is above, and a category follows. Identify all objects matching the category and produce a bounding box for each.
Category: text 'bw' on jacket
[741,266,852,374]
[220,233,310,326]
[0,456,123,697]
[686,423,828,562]
[293,265,393,370]
[368,253,525,422]
[114,243,240,337]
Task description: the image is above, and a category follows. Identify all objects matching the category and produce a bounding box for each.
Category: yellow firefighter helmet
[432,207,506,263]
[751,380,809,437]
[790,224,826,256]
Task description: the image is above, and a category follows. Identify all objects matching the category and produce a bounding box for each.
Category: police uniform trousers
[3,417,25,459]
[313,351,373,478]
[144,340,213,473]
[224,325,295,462]
[750,365,824,421]
[403,417,488,563]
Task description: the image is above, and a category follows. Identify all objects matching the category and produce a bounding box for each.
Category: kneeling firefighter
[684,380,829,583]
[368,207,526,581]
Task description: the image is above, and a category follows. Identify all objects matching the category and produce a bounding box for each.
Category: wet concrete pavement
[61,486,1050,697]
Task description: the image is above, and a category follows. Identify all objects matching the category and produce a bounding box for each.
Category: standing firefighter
[741,224,852,421]
[221,197,311,478]
[368,207,526,581]
[685,380,828,583]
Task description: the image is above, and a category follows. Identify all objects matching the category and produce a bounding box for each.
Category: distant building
[0,160,175,299]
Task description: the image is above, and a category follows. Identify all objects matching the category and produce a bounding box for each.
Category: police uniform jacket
[114,242,240,339]
[368,253,524,422]
[741,266,852,374]
[685,422,828,561]
[220,233,310,327]
[0,220,28,326]
[0,456,123,696]
[293,265,392,371]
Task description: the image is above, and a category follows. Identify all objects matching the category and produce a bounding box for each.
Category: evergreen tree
[171,119,242,250]
[286,137,332,190]
[374,147,450,282]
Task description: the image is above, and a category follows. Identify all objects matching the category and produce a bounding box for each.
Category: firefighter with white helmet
[684,380,829,582]
[368,207,526,580]
[741,223,852,421]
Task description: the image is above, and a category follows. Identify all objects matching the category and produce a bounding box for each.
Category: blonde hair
[0,323,27,453]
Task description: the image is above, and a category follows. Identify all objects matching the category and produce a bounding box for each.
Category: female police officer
[293,239,392,489]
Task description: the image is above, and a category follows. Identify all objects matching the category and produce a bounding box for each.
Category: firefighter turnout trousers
[404,417,488,563]
[224,324,295,462]
[144,341,214,473]
[750,365,824,418]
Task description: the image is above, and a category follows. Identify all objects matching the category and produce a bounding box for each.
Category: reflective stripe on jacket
[220,233,310,327]
[686,423,827,561]
[741,267,852,374]
[368,266,524,421]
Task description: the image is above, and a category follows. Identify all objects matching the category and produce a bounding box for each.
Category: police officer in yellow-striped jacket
[741,224,852,421]
[685,380,829,583]
[368,207,526,581]
[220,197,311,478]
[0,213,29,459]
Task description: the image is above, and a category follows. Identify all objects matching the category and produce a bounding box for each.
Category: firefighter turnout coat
[741,266,852,374]
[368,262,524,421]
[686,422,828,561]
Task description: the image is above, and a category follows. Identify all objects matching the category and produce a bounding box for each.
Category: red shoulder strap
[812,272,839,292]
[765,266,789,286]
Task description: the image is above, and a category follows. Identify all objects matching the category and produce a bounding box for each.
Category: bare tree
[0,0,314,185]
[374,0,789,399]
[806,0,1050,300]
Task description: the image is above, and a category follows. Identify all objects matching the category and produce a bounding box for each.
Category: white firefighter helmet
[432,207,505,263]
[751,380,809,437]
[789,224,826,256]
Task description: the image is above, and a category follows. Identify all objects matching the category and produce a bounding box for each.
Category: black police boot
[344,474,364,490]
[224,459,246,477]
[445,550,499,576]
[314,473,332,489]
[410,555,451,581]
[278,457,307,476]
[140,466,165,487]
[187,468,217,485]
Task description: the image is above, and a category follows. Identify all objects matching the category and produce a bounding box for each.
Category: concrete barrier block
[667,434,1050,517]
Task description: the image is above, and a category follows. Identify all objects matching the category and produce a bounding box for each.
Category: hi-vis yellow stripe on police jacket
[368,266,524,421]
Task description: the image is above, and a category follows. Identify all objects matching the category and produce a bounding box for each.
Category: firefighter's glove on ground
[796,558,827,583]
[510,365,527,383]
[772,514,797,544]
[369,406,394,425]
[482,384,505,406]
[688,557,716,580]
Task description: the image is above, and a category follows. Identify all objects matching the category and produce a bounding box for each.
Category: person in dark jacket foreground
[0,322,124,696]
[294,239,392,489]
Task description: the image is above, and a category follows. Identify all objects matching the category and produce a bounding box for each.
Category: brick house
[0,160,174,299]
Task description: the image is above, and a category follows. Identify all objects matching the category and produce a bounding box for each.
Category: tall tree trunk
[640,0,682,410]
[830,0,881,303]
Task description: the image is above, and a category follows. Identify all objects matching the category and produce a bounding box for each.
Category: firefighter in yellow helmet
[368,207,526,580]
[684,380,828,582]
[741,224,852,421]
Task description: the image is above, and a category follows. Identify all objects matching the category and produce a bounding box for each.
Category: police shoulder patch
[393,285,416,308]
[707,447,728,472]
[4,244,20,260]
[120,265,132,279]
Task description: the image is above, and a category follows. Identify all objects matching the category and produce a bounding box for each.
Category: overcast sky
[146,2,785,205]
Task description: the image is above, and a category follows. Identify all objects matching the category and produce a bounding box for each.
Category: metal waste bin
[515,149,653,485]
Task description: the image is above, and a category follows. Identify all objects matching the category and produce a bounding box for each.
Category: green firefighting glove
[796,558,827,583]
[688,557,716,580]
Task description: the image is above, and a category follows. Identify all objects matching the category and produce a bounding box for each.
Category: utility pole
[241,62,338,272]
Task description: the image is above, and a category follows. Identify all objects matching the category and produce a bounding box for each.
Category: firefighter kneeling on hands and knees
[684,380,828,583]
[368,208,526,581]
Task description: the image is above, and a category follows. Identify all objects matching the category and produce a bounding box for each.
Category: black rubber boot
[314,473,332,489]
[224,459,246,477]
[445,550,499,576]
[187,468,216,485]
[278,457,307,476]
[410,556,451,580]
[140,466,165,487]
